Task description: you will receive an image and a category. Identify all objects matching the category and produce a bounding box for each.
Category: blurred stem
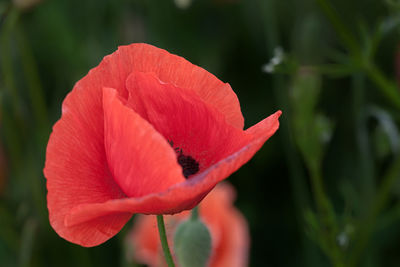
[0,7,22,115]
[351,74,378,264]
[157,215,176,267]
[259,0,310,234]
[376,204,400,232]
[191,206,199,220]
[15,23,49,134]
[259,0,316,265]
[309,165,345,267]
[306,64,356,77]
[314,0,360,56]
[18,218,37,267]
[26,149,48,223]
[0,6,23,168]
[0,102,22,170]
[364,63,400,109]
[353,74,375,215]
[349,154,400,267]
[316,0,400,110]
[0,203,20,253]
[262,0,344,263]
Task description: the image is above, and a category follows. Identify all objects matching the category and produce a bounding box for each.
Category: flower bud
[174,218,212,267]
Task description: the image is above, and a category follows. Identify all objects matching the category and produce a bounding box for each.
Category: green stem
[16,24,49,133]
[364,63,400,109]
[259,0,317,265]
[315,0,400,110]
[349,155,400,267]
[309,166,345,267]
[376,204,400,233]
[156,215,176,267]
[0,6,24,168]
[191,206,199,221]
[314,0,360,56]
[0,7,24,120]
[353,73,375,216]
[315,0,400,265]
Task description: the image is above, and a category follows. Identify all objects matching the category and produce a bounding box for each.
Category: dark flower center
[177,153,199,178]
[169,140,199,178]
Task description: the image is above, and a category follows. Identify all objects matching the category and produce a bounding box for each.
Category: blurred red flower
[129,183,249,267]
[44,43,281,247]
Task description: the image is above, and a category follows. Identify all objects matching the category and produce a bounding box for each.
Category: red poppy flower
[44,43,281,247]
[129,183,249,267]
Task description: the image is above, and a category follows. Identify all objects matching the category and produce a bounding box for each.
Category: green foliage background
[1,0,400,266]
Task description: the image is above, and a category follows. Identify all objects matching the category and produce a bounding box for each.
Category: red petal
[103,87,184,197]
[115,44,244,129]
[44,74,131,247]
[52,44,243,129]
[125,71,251,171]
[64,111,281,226]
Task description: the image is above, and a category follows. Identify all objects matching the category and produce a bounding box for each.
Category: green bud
[173,218,212,267]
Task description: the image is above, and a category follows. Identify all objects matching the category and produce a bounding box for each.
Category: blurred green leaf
[290,68,333,169]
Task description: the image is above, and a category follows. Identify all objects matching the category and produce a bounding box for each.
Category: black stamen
[177,153,199,178]
[168,140,199,178]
